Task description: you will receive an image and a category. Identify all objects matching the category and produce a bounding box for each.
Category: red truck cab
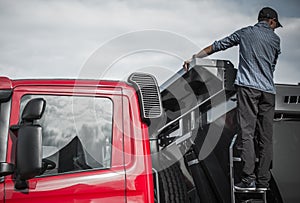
[0,73,162,203]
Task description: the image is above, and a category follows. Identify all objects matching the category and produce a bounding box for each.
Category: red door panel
[0,179,4,203]
[5,85,125,203]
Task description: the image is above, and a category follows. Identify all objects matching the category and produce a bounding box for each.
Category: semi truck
[0,59,299,202]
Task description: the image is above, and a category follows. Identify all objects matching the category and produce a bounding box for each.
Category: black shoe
[234,181,256,191]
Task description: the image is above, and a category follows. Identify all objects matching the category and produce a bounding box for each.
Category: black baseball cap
[258,7,282,28]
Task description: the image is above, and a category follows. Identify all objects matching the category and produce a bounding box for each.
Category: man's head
[258,7,282,30]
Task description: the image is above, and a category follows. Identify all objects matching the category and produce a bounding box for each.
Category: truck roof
[0,77,130,89]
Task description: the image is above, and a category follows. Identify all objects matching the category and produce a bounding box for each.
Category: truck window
[20,95,113,176]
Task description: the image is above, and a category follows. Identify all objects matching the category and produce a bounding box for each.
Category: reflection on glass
[20,95,113,175]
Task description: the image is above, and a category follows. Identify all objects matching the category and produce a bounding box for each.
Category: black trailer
[152,58,300,203]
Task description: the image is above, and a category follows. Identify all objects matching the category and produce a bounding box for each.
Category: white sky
[0,0,299,85]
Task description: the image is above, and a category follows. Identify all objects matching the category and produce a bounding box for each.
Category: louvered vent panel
[284,96,300,104]
[128,73,162,119]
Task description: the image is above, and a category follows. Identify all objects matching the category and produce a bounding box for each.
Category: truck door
[0,177,3,202]
[5,85,125,203]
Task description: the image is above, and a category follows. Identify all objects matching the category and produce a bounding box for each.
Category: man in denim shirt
[184,7,282,190]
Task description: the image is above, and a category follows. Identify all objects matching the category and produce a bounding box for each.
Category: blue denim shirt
[212,21,281,94]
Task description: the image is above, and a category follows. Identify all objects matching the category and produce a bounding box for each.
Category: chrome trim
[187,159,199,166]
[152,168,160,203]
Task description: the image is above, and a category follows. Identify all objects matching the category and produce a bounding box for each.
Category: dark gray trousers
[236,86,275,187]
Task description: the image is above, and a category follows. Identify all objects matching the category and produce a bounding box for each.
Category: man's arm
[183,31,240,71]
[183,45,214,71]
[194,45,214,58]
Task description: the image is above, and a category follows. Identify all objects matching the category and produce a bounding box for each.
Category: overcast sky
[0,0,299,85]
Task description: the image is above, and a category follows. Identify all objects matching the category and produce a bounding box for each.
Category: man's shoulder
[233,25,253,38]
[237,25,255,33]
[240,23,280,39]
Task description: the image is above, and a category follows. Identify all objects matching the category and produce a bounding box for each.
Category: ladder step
[234,189,267,193]
[234,189,267,203]
[233,157,242,162]
[233,157,259,162]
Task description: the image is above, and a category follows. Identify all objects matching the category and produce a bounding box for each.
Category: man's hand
[183,46,214,72]
[183,59,192,72]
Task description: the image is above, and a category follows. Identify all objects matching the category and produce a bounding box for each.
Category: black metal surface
[158,59,238,202]
[0,90,12,103]
[160,60,300,202]
[157,59,298,202]
[185,149,219,203]
[159,59,236,133]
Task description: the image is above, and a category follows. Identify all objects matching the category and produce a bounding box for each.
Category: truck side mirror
[15,98,45,189]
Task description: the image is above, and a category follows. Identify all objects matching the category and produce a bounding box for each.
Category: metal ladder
[229,134,267,203]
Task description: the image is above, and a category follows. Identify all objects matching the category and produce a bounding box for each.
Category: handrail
[229,134,238,203]
[157,89,225,133]
[230,134,238,151]
[152,168,160,203]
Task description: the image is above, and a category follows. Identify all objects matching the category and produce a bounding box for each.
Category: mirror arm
[14,173,29,190]
[0,162,14,177]
[10,125,20,132]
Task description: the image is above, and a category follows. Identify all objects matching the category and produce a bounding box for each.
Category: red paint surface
[1,79,154,203]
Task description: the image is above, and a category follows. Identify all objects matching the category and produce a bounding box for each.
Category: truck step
[233,157,259,162]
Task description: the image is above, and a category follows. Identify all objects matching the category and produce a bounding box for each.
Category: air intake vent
[284,96,300,104]
[128,73,163,122]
